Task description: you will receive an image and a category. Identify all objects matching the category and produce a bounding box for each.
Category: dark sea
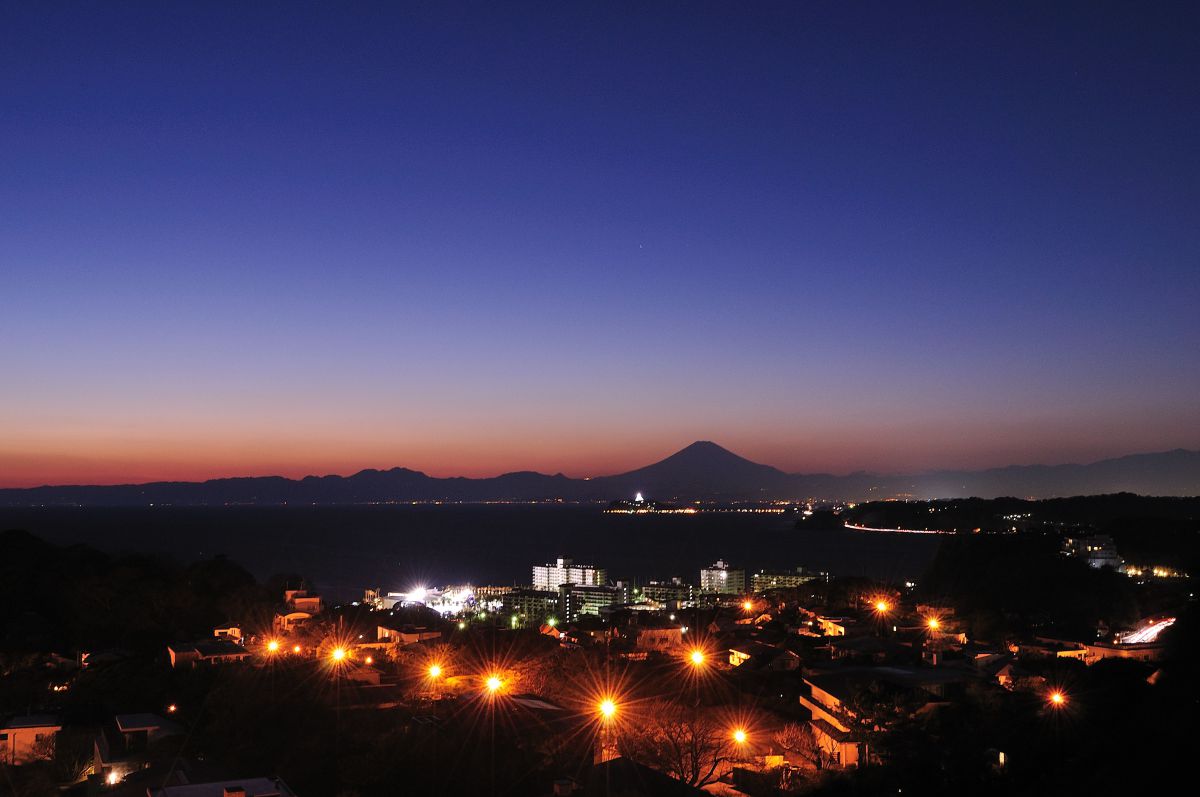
[0,506,944,600]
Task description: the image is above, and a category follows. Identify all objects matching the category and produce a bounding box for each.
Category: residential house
[0,715,61,765]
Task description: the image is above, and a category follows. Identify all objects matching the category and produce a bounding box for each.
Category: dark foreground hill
[2,441,1198,506]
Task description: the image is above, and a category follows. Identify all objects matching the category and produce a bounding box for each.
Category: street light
[429,663,443,679]
[599,698,616,720]
[874,600,890,614]
[689,649,706,667]
[927,617,940,631]
[733,728,747,744]
[742,600,753,611]
[331,647,347,663]
[266,639,280,653]
[486,675,503,694]
[1049,690,1066,707]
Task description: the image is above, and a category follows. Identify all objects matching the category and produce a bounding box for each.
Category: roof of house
[2,714,60,730]
[579,757,707,796]
[115,713,172,732]
[149,777,296,797]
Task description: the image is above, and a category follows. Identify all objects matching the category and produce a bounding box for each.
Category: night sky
[2,2,1198,487]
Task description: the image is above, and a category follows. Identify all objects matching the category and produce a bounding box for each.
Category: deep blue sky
[2,1,1198,486]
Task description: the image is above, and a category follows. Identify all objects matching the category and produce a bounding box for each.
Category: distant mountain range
[2,441,1198,506]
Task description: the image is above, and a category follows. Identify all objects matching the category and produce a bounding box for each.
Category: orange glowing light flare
[292,644,302,654]
[166,703,177,714]
[689,649,706,667]
[486,675,503,694]
[742,600,753,611]
[927,617,940,631]
[429,663,443,679]
[364,655,374,665]
[599,698,617,720]
[874,600,891,613]
[330,647,347,663]
[733,728,747,744]
[1049,691,1066,707]
[266,639,280,653]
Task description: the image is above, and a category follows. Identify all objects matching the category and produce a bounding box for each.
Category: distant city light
[547,617,557,627]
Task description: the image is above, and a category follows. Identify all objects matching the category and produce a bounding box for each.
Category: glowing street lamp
[486,675,503,694]
[874,600,890,614]
[1049,690,1066,708]
[292,644,302,654]
[689,649,706,667]
[266,639,280,653]
[742,600,753,611]
[599,698,616,720]
[330,647,347,663]
[732,728,747,744]
[927,617,940,631]
[429,663,443,679]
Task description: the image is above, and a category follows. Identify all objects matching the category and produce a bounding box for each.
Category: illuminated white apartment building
[532,557,606,592]
[700,559,745,594]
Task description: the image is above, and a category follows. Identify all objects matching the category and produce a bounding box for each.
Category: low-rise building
[94,713,184,785]
[750,568,823,592]
[168,639,253,668]
[1062,535,1122,569]
[0,715,61,766]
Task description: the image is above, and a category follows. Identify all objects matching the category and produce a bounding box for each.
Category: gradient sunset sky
[2,2,1198,488]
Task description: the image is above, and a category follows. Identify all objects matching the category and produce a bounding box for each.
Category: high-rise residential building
[532,557,607,592]
[700,559,745,594]
[640,579,697,608]
[558,583,629,621]
[502,588,560,626]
